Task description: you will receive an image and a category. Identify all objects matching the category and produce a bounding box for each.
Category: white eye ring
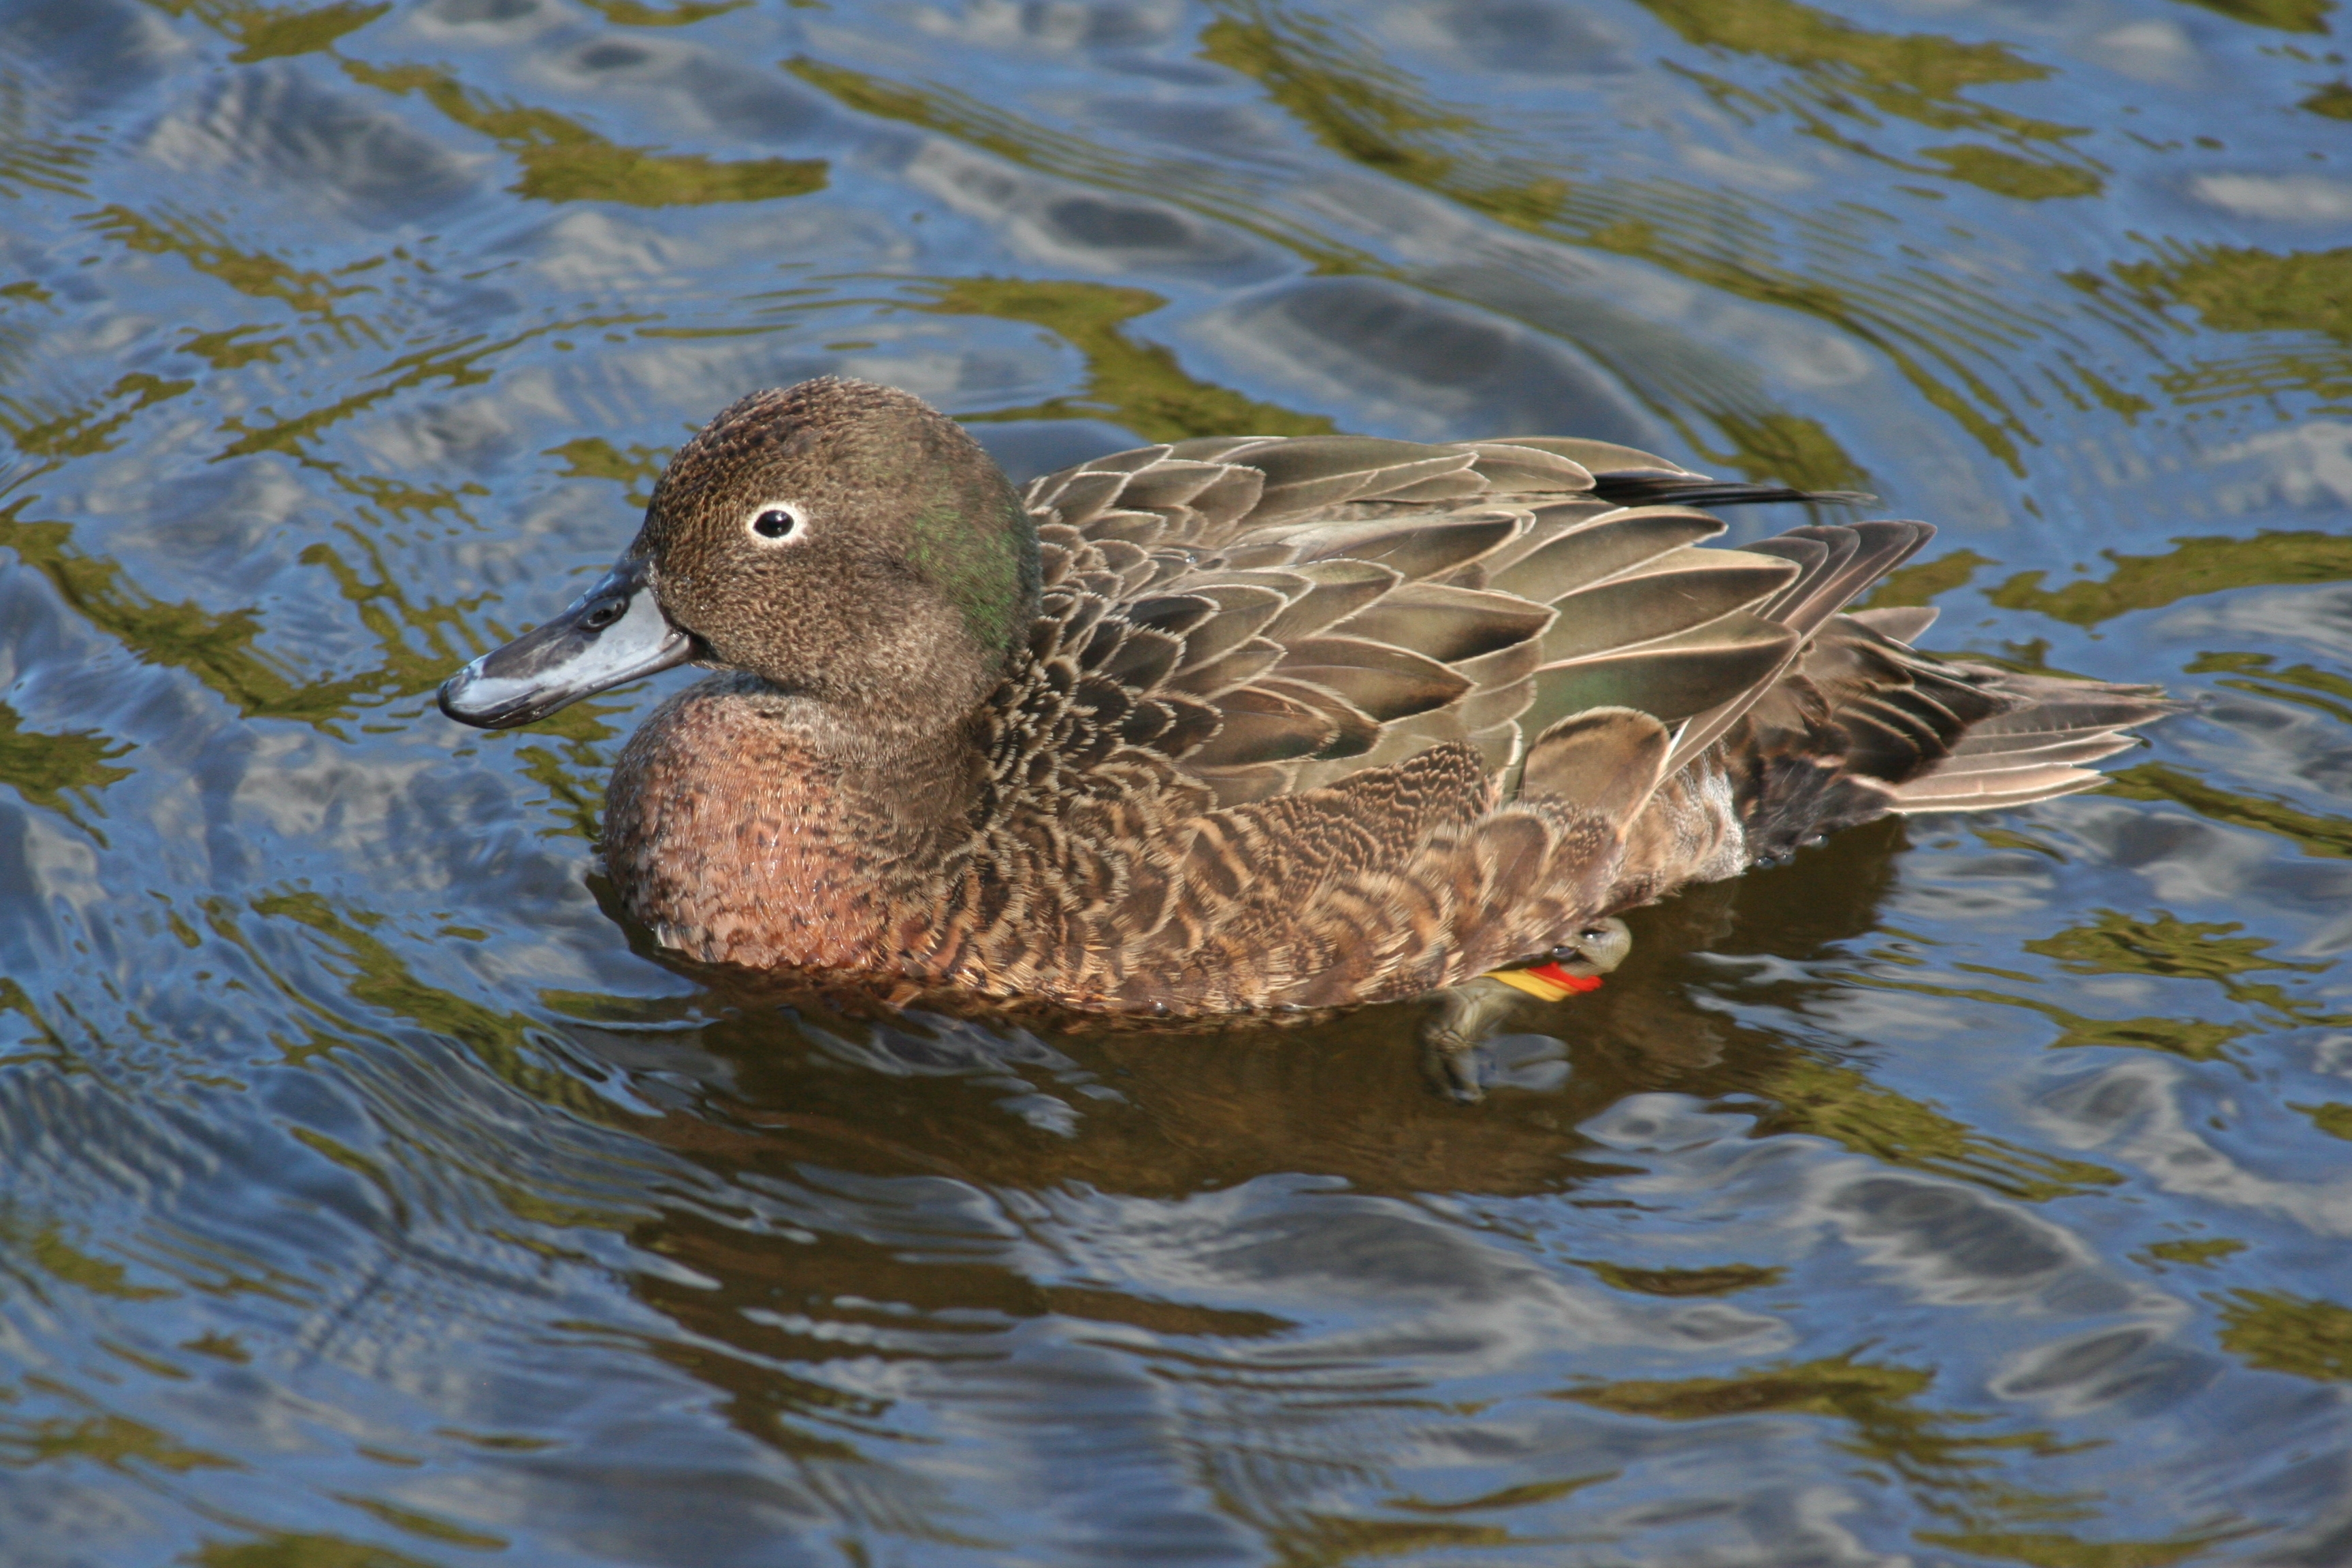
[745,502,806,544]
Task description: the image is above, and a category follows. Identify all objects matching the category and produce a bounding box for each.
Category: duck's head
[438,378,1041,733]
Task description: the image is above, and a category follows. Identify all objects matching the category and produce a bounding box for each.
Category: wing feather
[1013,437,2129,824]
[1486,508,1726,602]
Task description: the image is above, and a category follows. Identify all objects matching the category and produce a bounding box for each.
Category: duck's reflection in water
[549,820,1901,1465]
[579,815,1894,1203]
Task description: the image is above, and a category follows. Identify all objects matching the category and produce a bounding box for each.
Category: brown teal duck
[439,378,2170,1092]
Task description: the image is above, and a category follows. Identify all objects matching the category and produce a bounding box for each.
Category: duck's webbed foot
[1416,917,1631,1105]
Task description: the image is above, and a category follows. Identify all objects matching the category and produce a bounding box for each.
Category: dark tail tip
[1590,470,1877,510]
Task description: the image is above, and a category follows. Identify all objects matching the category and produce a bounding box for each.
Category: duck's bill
[438,554,693,730]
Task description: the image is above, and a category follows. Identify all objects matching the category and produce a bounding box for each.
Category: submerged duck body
[441,378,2168,1017]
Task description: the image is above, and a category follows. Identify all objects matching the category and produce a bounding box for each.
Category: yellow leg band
[1485,968,1576,1002]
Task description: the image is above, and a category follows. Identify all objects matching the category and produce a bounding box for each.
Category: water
[2,0,2351,1561]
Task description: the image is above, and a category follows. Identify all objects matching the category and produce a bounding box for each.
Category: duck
[438,377,2169,1089]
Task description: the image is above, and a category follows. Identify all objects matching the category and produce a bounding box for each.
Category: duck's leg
[1418,978,1529,1103]
[1417,918,1632,1103]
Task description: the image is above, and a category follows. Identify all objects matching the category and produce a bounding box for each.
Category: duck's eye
[747,505,802,542]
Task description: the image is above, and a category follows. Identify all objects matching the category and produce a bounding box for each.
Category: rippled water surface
[5,0,2352,1561]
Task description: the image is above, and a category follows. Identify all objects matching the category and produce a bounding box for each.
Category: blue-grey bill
[438,555,693,730]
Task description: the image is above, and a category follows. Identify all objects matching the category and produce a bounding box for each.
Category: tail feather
[1944,678,2174,755]
[1532,512,2174,877]
[1940,732,2142,772]
[1887,769,2116,813]
[1721,617,2174,858]
[1886,674,2176,813]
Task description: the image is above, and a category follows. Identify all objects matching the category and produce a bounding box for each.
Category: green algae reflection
[0,71,101,201]
[910,278,1335,444]
[794,1,2346,476]
[2027,906,2331,988]
[1,1218,174,1303]
[0,370,193,467]
[329,1496,507,1554]
[86,206,385,345]
[142,0,392,63]
[2192,651,2352,728]
[235,889,625,1138]
[1912,1526,2247,1567]
[574,0,749,24]
[0,1402,237,1475]
[2169,0,2336,34]
[1567,1354,2008,1448]
[619,274,1340,451]
[787,46,1891,489]
[1864,547,1998,610]
[2106,764,2352,862]
[2290,1101,2352,1140]
[345,61,824,207]
[186,1533,442,1568]
[56,200,644,512]
[783,54,1355,267]
[1838,966,2251,1063]
[2030,906,2349,1033]
[0,700,132,840]
[1735,1051,2125,1197]
[1578,1259,1784,1296]
[1639,0,2102,200]
[1190,0,2060,470]
[1987,532,2352,627]
[1567,1352,2244,1565]
[1820,905,2351,1070]
[0,499,476,734]
[2218,1290,2352,1382]
[2075,243,2352,410]
[545,436,672,510]
[2138,1237,2248,1270]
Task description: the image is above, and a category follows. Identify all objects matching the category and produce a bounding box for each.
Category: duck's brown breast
[602,687,915,975]
[598,681,1641,1015]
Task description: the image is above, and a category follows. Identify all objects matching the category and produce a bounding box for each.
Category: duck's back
[1017,431,1827,810]
[1015,430,2157,799]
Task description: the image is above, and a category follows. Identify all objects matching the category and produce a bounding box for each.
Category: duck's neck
[601,673,985,973]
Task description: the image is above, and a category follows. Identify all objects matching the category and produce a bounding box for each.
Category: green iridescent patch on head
[902,438,1039,659]
[909,502,1030,652]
